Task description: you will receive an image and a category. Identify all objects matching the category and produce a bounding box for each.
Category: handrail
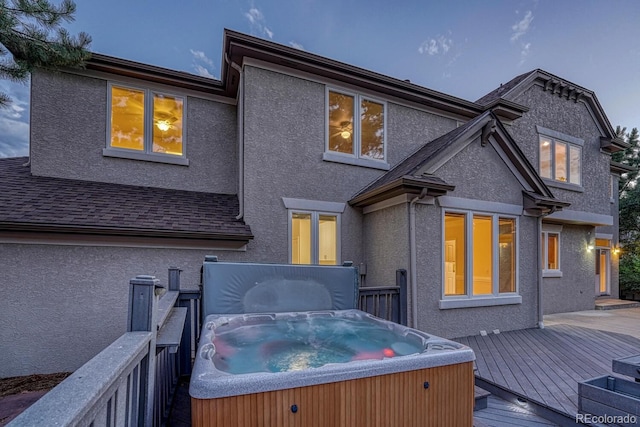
[9,332,153,426]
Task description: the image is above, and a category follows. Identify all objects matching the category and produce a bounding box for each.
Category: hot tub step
[474,385,491,411]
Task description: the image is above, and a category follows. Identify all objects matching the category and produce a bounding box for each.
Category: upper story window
[537,126,583,187]
[105,83,188,165]
[324,89,389,170]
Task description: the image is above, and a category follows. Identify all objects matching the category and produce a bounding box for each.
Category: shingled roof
[0,157,253,241]
[475,70,535,107]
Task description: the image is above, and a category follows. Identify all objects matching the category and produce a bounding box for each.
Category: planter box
[579,375,640,426]
[613,355,640,380]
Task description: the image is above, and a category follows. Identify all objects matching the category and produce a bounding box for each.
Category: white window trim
[538,126,583,187]
[106,82,188,164]
[287,209,341,265]
[542,223,562,278]
[440,210,520,309]
[324,87,389,170]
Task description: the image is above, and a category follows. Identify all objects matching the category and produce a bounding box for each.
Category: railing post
[396,269,408,326]
[168,266,182,292]
[128,275,162,427]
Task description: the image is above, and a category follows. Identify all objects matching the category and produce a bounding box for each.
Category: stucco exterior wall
[0,243,246,377]
[508,84,611,214]
[541,224,596,314]
[362,203,410,287]
[240,65,457,264]
[29,69,238,194]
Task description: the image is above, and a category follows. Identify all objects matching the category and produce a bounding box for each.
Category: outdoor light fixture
[587,244,594,251]
[613,247,621,255]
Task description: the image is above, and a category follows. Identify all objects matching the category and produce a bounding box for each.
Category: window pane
[595,238,610,247]
[539,138,552,178]
[318,215,337,265]
[555,142,567,182]
[547,233,558,269]
[292,213,311,264]
[110,86,144,151]
[473,215,493,295]
[569,145,581,185]
[498,218,515,293]
[328,91,354,155]
[153,94,184,155]
[444,213,466,296]
[360,99,384,160]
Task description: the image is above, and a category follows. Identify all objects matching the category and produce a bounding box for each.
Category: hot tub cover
[201,259,359,316]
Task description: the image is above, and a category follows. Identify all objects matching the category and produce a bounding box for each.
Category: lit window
[290,211,339,265]
[541,225,562,276]
[109,84,185,157]
[443,212,517,298]
[539,136,581,185]
[327,89,385,162]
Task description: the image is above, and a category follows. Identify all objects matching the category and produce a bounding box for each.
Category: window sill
[543,270,563,278]
[542,179,584,193]
[439,295,522,310]
[322,152,390,170]
[103,148,189,166]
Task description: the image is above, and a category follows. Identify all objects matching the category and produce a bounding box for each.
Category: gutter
[409,188,429,329]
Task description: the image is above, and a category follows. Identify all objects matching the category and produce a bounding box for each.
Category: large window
[290,211,339,265]
[541,224,562,277]
[108,83,185,159]
[326,89,386,165]
[539,136,581,185]
[443,212,517,299]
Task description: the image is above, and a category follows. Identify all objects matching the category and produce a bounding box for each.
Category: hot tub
[190,309,475,426]
[190,258,475,426]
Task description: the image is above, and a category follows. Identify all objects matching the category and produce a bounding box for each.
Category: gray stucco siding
[542,224,596,314]
[29,69,238,194]
[0,242,246,377]
[509,84,611,215]
[240,65,457,266]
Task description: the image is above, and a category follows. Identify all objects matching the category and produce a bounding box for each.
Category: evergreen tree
[614,126,640,195]
[0,0,91,106]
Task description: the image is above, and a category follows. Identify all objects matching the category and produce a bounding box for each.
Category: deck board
[455,323,640,418]
[473,395,557,427]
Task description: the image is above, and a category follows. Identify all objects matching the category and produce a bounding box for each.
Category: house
[0,29,626,377]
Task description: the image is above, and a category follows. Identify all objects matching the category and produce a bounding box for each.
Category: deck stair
[474,385,491,411]
[595,298,640,310]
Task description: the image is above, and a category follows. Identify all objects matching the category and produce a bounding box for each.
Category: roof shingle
[0,157,252,240]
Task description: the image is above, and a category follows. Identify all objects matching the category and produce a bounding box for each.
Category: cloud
[289,41,304,51]
[418,35,453,56]
[244,7,273,40]
[0,80,30,158]
[518,42,531,66]
[190,49,216,78]
[511,10,533,42]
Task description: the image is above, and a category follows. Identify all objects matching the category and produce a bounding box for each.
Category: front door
[595,248,610,296]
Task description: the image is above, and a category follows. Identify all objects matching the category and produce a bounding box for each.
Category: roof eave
[349,176,454,208]
[610,160,637,174]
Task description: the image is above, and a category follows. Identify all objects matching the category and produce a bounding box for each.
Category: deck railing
[10,268,200,427]
[358,269,408,326]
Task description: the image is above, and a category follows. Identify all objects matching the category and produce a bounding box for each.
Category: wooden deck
[473,395,557,427]
[455,320,640,420]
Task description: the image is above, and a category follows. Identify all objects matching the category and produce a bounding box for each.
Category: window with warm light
[541,224,562,277]
[108,83,185,160]
[443,211,517,299]
[326,89,386,166]
[290,211,339,265]
[539,136,581,185]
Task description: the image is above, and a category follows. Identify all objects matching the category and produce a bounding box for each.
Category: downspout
[226,56,245,220]
[409,188,429,329]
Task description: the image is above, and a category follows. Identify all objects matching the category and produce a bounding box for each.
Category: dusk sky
[1,0,639,157]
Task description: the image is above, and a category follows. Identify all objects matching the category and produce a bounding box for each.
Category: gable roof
[476,69,626,152]
[350,111,569,214]
[0,157,253,242]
